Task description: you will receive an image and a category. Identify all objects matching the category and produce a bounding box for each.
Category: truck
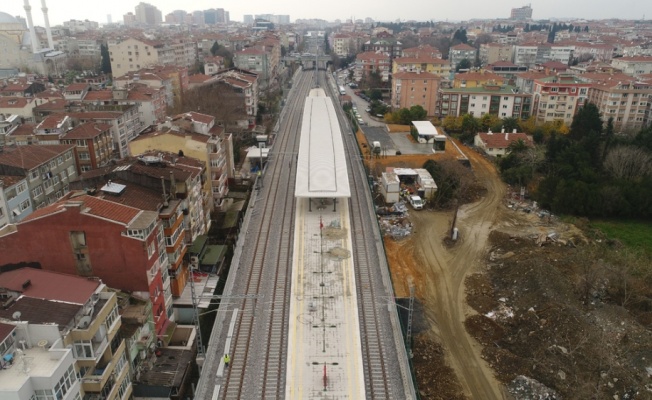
[339,85,346,95]
[408,195,424,210]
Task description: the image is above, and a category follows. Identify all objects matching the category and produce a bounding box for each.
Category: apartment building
[584,74,652,133]
[401,44,442,59]
[204,56,225,75]
[510,5,533,20]
[83,83,166,129]
[436,84,533,119]
[129,114,233,213]
[67,106,144,158]
[0,268,132,400]
[0,180,7,228]
[135,2,163,26]
[449,43,477,69]
[60,122,114,173]
[391,71,441,116]
[479,43,513,65]
[0,191,173,336]
[108,37,196,78]
[214,68,259,127]
[513,43,574,68]
[611,56,652,77]
[484,61,528,80]
[363,38,403,58]
[234,48,271,88]
[331,33,356,57]
[113,64,192,110]
[354,51,391,82]
[0,175,32,224]
[0,97,37,122]
[33,114,72,144]
[0,144,77,211]
[532,75,591,125]
[453,71,505,88]
[392,56,451,78]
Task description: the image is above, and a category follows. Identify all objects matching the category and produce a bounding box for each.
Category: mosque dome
[0,12,19,24]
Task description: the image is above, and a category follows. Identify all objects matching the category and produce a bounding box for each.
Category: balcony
[82,340,125,393]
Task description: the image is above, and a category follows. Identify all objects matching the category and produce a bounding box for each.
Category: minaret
[23,0,40,53]
[40,0,54,50]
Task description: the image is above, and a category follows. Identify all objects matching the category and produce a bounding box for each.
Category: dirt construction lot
[383,145,652,399]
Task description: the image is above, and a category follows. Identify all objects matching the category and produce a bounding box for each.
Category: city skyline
[2,0,651,27]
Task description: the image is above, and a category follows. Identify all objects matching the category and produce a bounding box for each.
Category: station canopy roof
[295,88,351,198]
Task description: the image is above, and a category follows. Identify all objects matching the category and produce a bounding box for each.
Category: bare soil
[383,143,652,399]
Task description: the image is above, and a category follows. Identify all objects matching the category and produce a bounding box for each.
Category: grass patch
[591,220,652,256]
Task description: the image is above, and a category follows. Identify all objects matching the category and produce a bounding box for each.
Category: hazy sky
[2,0,650,26]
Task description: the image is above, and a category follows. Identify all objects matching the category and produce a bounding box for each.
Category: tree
[452,29,468,44]
[603,146,652,181]
[442,115,462,132]
[210,41,220,57]
[456,58,472,72]
[409,105,427,121]
[502,117,520,132]
[100,44,111,74]
[423,158,475,208]
[570,102,602,141]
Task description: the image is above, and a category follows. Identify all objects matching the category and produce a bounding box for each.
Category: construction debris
[508,375,561,400]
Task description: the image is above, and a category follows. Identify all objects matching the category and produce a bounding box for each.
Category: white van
[408,195,424,210]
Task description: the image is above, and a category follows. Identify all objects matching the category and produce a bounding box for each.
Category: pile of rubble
[376,202,413,239]
[508,376,561,400]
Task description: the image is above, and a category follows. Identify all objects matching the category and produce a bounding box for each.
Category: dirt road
[411,147,508,399]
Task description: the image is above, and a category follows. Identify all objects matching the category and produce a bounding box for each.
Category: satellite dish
[12,311,21,321]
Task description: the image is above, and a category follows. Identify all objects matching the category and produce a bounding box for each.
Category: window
[57,156,64,165]
[54,364,77,400]
[503,97,508,100]
[67,166,76,177]
[64,151,72,160]
[105,304,119,330]
[30,170,39,181]
[49,160,56,169]
[16,182,27,193]
[20,199,30,212]
[32,186,43,198]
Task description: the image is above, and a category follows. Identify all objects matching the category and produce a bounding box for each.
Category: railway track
[220,70,314,399]
[324,74,412,399]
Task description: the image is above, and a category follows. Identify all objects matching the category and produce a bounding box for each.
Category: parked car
[408,195,424,210]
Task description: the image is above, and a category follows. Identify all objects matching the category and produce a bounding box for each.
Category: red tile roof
[0,268,100,304]
[477,132,532,149]
[182,111,214,124]
[64,83,90,92]
[0,97,30,108]
[188,74,213,84]
[83,91,113,101]
[0,144,75,170]
[8,123,36,136]
[0,322,14,341]
[64,122,111,139]
[79,194,142,225]
[37,115,68,130]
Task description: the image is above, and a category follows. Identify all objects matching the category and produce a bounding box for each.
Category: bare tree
[604,146,652,180]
